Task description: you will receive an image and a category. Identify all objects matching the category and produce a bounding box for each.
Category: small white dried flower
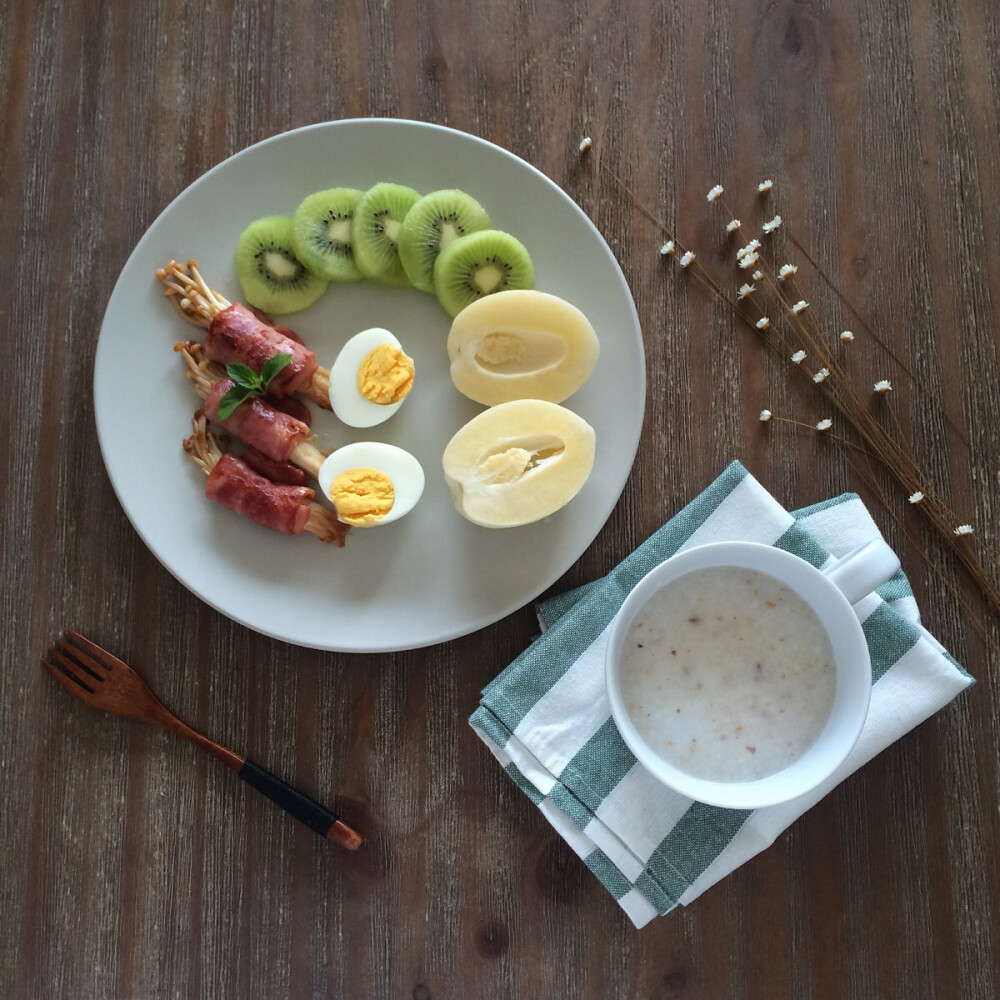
[815,418,833,432]
[908,491,924,504]
[954,524,974,536]
[874,380,893,393]
[840,330,855,342]
[762,214,783,234]
[726,219,741,233]
[578,136,593,153]
[707,184,724,201]
[679,250,696,268]
[778,264,798,280]
[660,240,675,256]
[758,179,774,193]
[791,299,809,314]
[759,409,773,422]
[737,239,761,259]
[791,350,807,364]
[756,317,771,330]
[738,252,759,270]
[752,270,763,281]
[813,367,830,383]
[738,283,756,299]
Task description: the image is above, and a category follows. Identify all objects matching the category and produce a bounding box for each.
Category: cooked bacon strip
[241,446,307,486]
[203,377,310,463]
[206,453,313,535]
[184,416,347,545]
[266,393,312,425]
[174,342,325,478]
[156,260,332,408]
[273,325,306,346]
[207,303,317,396]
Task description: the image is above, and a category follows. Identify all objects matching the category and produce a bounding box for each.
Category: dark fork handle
[239,760,363,850]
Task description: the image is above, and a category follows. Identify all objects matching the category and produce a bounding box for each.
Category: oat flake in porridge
[619,566,836,782]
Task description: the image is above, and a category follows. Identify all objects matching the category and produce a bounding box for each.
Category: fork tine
[52,641,107,684]
[64,630,121,672]
[41,652,97,698]
[49,646,106,689]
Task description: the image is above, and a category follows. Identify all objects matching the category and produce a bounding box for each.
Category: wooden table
[3,1,998,996]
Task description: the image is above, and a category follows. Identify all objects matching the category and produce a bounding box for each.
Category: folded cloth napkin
[470,461,973,928]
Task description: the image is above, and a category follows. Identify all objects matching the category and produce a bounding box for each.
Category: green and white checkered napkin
[470,461,973,928]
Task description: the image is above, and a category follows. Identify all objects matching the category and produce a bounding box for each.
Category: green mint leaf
[226,362,263,390]
[217,384,252,421]
[260,352,293,388]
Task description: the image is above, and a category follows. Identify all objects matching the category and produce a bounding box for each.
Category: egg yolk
[357,344,415,405]
[329,467,395,526]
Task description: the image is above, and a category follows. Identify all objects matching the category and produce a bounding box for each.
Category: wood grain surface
[2,0,998,997]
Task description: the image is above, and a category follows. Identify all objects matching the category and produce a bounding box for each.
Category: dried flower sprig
[576,139,998,620]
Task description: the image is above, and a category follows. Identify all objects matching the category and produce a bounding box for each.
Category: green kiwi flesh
[235,216,329,314]
[433,229,534,317]
[291,188,364,282]
[397,189,492,293]
[352,182,421,287]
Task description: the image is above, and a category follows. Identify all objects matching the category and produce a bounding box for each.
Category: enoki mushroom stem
[156,260,231,328]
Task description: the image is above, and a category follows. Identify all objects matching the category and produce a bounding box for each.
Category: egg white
[328,327,412,428]
[317,442,426,526]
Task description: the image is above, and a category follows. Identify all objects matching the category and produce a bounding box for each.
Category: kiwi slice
[235,216,329,315]
[397,189,492,293]
[351,182,421,287]
[291,188,365,282]
[433,229,534,317]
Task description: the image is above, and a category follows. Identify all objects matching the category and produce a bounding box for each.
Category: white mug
[604,539,900,809]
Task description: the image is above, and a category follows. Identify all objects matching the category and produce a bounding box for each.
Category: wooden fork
[41,630,363,851]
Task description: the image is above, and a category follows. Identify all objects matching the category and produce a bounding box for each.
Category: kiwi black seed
[235,216,329,314]
[291,188,365,282]
[351,182,421,287]
[397,189,492,293]
[433,229,534,317]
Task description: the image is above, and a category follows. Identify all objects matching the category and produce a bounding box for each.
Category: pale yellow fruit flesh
[447,289,599,405]
[442,399,596,527]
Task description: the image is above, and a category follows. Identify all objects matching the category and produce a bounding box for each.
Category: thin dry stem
[589,152,1000,621]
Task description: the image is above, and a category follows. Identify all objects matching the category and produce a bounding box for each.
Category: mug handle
[822,539,901,605]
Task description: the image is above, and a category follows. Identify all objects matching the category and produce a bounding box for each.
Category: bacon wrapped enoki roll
[174,341,326,479]
[157,260,332,409]
[184,416,348,545]
[203,377,309,463]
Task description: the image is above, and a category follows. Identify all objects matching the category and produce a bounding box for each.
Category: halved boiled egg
[317,442,425,527]
[328,327,415,427]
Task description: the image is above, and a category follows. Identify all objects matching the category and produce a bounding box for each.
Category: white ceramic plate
[94,119,645,651]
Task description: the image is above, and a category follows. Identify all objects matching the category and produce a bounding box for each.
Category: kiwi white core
[328,219,352,243]
[384,219,401,244]
[475,264,503,292]
[265,251,299,279]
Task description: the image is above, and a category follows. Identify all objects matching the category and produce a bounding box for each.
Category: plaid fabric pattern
[470,462,973,927]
